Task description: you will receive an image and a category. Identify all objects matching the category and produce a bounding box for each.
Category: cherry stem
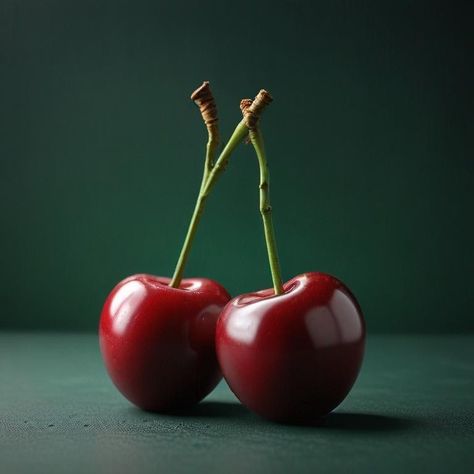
[200,134,219,193]
[192,81,220,194]
[248,127,284,295]
[169,120,248,288]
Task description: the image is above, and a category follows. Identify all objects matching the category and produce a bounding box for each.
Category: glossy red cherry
[216,272,365,423]
[100,274,230,412]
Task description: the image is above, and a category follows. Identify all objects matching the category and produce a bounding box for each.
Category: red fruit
[216,272,365,423]
[100,274,230,411]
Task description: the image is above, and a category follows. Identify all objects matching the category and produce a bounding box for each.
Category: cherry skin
[216,272,365,423]
[99,274,230,412]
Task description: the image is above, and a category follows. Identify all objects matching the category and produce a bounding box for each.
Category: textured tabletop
[1,333,473,474]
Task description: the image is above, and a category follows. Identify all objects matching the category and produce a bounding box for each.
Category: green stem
[199,133,218,194]
[169,120,248,288]
[248,128,284,295]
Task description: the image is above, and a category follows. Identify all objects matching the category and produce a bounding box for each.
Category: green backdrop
[1,0,472,332]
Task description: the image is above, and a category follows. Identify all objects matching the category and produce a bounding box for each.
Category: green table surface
[1,334,473,474]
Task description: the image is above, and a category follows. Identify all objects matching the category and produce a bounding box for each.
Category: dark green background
[1,0,472,332]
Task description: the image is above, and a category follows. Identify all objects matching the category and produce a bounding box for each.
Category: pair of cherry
[99,84,365,424]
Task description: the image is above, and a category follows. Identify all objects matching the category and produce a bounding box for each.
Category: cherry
[216,272,365,423]
[99,82,251,411]
[215,92,366,423]
[100,274,230,411]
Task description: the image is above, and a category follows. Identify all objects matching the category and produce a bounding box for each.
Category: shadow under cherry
[158,400,420,433]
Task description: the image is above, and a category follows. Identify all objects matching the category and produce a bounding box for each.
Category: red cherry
[216,272,365,423]
[99,274,230,411]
